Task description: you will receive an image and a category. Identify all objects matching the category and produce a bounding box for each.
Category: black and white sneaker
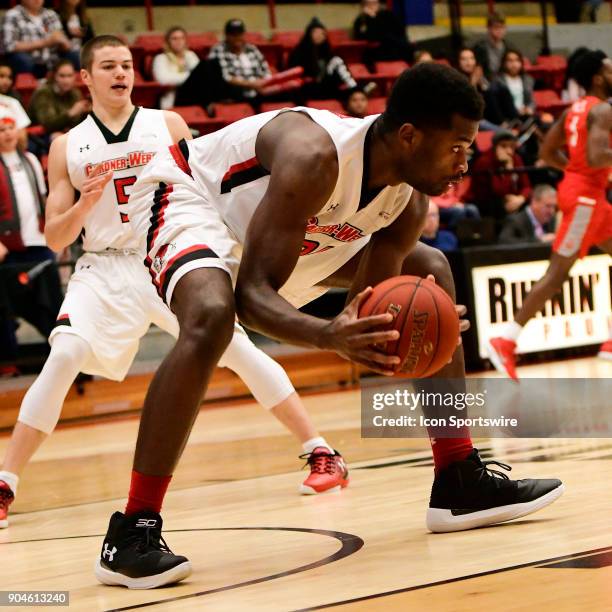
[95,511,192,589]
[427,449,564,533]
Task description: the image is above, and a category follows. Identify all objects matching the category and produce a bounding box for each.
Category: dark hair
[165,26,187,45]
[288,18,332,77]
[81,35,129,71]
[381,63,484,132]
[500,49,524,74]
[0,58,13,75]
[487,11,506,27]
[52,58,75,75]
[60,0,88,25]
[564,46,589,88]
[572,49,607,90]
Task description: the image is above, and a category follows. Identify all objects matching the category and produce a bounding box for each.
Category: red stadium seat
[475,131,494,152]
[306,99,344,113]
[533,89,570,116]
[244,31,268,45]
[269,31,302,50]
[260,102,296,112]
[368,97,387,114]
[171,105,226,135]
[14,72,38,107]
[332,40,368,64]
[327,29,351,44]
[374,61,409,77]
[213,103,255,122]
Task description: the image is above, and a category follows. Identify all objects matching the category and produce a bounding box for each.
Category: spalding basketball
[358,276,460,378]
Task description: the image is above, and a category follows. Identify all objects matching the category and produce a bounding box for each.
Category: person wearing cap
[207,19,271,101]
[0,109,62,369]
[468,129,532,224]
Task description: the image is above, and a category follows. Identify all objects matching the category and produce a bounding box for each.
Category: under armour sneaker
[299,447,349,495]
[95,511,192,589]
[427,449,564,533]
[0,480,14,528]
[597,340,612,361]
[488,337,519,381]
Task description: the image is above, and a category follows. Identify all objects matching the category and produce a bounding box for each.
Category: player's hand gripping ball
[358,276,460,377]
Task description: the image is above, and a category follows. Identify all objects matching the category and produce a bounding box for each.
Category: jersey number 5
[114,176,137,223]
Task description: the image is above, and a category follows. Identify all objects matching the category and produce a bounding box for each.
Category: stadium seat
[374,61,409,77]
[171,105,226,135]
[14,72,37,108]
[475,131,494,152]
[368,97,387,114]
[533,89,570,116]
[260,102,296,112]
[306,99,344,113]
[213,103,255,122]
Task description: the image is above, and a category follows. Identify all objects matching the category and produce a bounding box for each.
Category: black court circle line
[294,544,612,610]
[1,527,364,611]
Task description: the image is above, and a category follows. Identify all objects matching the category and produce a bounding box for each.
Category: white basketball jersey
[67,107,172,251]
[181,108,413,257]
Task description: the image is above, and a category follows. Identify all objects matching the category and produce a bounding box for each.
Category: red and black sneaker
[0,480,15,529]
[299,447,349,495]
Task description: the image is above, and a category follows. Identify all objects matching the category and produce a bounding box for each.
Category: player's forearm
[236,283,332,350]
[44,201,89,252]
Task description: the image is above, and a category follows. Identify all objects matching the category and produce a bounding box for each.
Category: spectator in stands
[353,0,413,68]
[344,87,369,118]
[59,0,94,62]
[431,181,481,230]
[1,0,77,78]
[485,49,535,126]
[208,19,271,102]
[472,12,511,80]
[469,130,532,223]
[457,47,488,93]
[0,81,30,150]
[419,200,458,252]
[0,60,21,102]
[413,50,433,64]
[499,183,557,244]
[288,18,356,101]
[29,58,89,140]
[152,26,200,110]
[0,109,62,368]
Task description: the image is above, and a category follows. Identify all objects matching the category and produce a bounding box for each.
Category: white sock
[302,437,333,454]
[0,470,19,494]
[503,321,523,342]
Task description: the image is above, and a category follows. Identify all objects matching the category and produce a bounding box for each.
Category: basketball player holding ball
[97,63,563,589]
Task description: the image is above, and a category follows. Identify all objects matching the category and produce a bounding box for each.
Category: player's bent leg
[0,334,92,528]
[96,267,234,589]
[488,252,577,380]
[219,326,349,494]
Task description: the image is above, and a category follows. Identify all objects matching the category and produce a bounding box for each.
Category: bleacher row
[15,29,571,142]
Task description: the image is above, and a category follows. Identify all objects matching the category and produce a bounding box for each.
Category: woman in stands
[288,18,356,101]
[152,26,200,109]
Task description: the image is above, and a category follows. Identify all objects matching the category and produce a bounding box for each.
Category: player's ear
[398,123,418,149]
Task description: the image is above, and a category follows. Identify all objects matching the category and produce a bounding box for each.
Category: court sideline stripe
[293,545,612,610]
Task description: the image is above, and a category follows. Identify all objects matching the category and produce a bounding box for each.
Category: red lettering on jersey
[334,223,363,242]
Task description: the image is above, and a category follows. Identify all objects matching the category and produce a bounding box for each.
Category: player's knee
[48,338,89,372]
[179,297,235,356]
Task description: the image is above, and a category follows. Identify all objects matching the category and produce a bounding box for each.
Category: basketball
[358,275,460,377]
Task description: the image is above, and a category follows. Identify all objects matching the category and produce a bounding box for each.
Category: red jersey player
[489,50,612,379]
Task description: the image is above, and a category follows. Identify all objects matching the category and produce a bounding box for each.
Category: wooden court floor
[1,357,611,611]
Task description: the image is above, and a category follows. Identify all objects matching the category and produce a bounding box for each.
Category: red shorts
[553,182,612,258]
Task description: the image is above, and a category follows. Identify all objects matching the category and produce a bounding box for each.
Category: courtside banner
[360,377,612,438]
[471,254,611,357]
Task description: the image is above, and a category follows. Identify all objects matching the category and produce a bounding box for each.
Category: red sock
[429,435,473,474]
[125,470,172,516]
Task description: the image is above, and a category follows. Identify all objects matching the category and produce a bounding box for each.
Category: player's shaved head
[381,63,484,133]
[81,35,129,72]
